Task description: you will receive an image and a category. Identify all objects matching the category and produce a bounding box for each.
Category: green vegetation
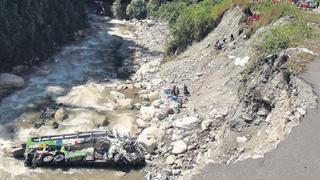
[113,0,131,19]
[255,1,320,54]
[258,21,313,54]
[126,0,147,19]
[0,0,88,72]
[148,0,250,54]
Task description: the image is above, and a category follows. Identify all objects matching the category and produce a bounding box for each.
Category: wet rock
[52,121,59,129]
[110,91,125,101]
[117,98,134,110]
[172,140,187,154]
[101,117,109,126]
[173,117,200,129]
[166,155,176,165]
[0,73,25,88]
[54,108,68,122]
[137,126,165,153]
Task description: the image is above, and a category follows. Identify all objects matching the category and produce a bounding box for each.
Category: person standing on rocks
[183,84,190,96]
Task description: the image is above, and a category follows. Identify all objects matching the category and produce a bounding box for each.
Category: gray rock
[0,73,25,88]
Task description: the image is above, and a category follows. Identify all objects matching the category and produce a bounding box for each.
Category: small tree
[126,0,147,19]
[113,0,131,19]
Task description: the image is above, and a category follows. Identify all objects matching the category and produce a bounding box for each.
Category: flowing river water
[0,15,143,180]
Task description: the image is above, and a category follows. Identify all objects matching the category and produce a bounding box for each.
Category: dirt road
[195,59,320,180]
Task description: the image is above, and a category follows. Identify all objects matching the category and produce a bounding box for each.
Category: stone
[136,118,148,128]
[101,117,109,126]
[171,134,183,141]
[110,91,125,101]
[114,171,126,177]
[126,84,134,90]
[134,103,142,110]
[54,108,68,122]
[137,126,165,153]
[166,155,176,165]
[196,72,204,77]
[173,117,200,129]
[257,108,269,117]
[196,152,202,163]
[171,169,181,175]
[297,108,306,116]
[140,106,156,121]
[52,121,59,129]
[172,140,187,154]
[152,99,163,108]
[147,92,160,102]
[242,113,254,122]
[201,119,213,131]
[117,98,134,110]
[157,111,168,120]
[0,73,25,88]
[237,136,248,143]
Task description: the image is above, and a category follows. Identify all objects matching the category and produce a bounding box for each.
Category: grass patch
[257,20,313,54]
[148,0,250,54]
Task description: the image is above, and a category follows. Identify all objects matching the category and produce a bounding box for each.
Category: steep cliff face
[0,0,88,72]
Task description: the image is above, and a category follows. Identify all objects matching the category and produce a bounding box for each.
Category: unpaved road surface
[195,59,320,180]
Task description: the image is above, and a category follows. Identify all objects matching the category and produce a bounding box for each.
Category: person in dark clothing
[183,84,190,96]
[230,34,235,42]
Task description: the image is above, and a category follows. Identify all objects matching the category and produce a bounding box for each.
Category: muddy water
[0,15,143,180]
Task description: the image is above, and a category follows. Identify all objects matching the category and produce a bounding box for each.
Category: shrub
[259,20,313,54]
[113,0,131,19]
[126,0,147,19]
[147,0,250,54]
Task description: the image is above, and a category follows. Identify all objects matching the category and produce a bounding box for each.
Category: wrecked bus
[22,131,145,168]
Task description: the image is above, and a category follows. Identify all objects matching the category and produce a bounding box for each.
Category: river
[0,14,143,180]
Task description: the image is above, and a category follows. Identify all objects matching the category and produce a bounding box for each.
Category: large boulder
[137,126,164,153]
[117,98,134,110]
[0,73,25,89]
[173,117,200,129]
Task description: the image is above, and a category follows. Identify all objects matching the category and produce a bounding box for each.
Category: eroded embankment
[126,7,318,180]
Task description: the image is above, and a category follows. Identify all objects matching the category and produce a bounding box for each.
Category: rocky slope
[119,7,318,179]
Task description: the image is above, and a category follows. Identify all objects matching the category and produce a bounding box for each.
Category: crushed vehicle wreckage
[14,131,145,168]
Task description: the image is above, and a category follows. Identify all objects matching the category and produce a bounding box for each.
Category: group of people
[214,34,235,50]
